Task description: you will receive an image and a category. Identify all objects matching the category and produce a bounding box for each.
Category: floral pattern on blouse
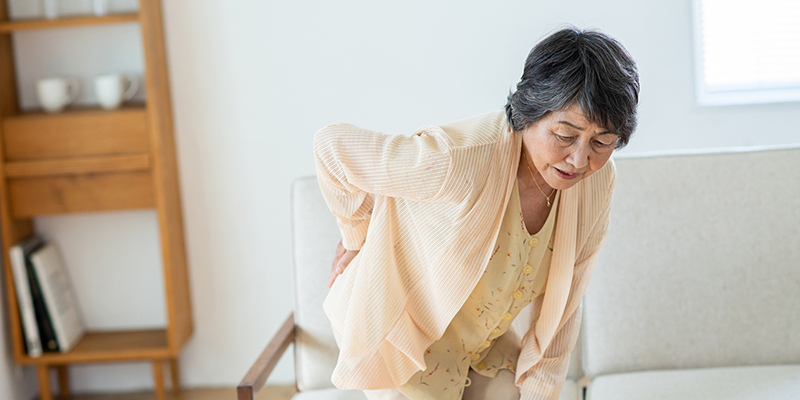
[396,180,559,400]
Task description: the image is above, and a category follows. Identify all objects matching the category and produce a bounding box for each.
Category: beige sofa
[583,146,800,399]
[240,145,800,399]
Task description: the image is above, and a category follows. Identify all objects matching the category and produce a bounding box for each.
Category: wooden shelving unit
[0,2,191,400]
[0,13,139,32]
[19,329,170,364]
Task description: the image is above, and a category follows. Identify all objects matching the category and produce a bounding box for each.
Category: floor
[58,385,296,400]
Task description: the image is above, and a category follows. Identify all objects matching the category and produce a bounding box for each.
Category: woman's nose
[567,143,590,169]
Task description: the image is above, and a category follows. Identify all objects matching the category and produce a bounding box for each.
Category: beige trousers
[363,368,521,400]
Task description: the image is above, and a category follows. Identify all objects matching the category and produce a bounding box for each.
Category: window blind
[694,0,800,104]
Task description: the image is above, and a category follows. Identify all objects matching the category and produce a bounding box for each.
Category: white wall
[1,0,798,396]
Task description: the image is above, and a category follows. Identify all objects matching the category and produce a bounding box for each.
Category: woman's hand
[328,240,359,288]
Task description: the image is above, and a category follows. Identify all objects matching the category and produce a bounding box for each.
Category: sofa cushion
[584,147,800,377]
[587,364,800,400]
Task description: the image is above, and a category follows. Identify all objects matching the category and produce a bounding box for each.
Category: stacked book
[9,236,85,357]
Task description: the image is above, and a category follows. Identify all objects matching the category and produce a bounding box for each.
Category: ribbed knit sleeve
[519,304,582,400]
[313,122,452,250]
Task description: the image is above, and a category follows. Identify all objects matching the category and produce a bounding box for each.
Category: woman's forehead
[553,103,616,135]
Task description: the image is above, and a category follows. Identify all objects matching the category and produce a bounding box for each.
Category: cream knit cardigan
[314,110,615,400]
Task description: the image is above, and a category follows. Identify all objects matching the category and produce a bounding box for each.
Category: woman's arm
[313,122,451,250]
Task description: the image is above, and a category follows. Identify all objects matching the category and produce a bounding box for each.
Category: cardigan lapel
[536,183,579,346]
[515,183,579,381]
[516,181,579,376]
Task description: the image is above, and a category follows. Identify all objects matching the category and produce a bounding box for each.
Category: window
[693,0,800,105]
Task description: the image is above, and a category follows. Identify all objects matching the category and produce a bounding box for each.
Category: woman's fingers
[328,241,359,288]
[332,243,343,271]
[334,241,346,258]
[328,267,340,288]
[338,250,358,273]
[330,241,344,287]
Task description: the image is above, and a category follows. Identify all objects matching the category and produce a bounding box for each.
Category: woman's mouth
[554,167,580,180]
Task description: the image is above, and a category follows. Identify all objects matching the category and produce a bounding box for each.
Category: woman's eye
[594,140,613,148]
[556,134,574,143]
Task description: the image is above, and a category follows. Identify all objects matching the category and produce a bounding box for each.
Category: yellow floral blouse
[396,179,560,400]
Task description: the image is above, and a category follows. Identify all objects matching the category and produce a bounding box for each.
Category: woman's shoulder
[314,110,508,150]
[429,110,509,150]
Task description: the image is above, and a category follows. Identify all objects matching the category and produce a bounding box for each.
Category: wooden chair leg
[169,358,180,393]
[57,365,70,399]
[36,365,52,400]
[152,359,166,400]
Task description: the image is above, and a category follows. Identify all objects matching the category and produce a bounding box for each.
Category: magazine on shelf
[9,236,44,357]
[26,251,59,353]
[29,242,85,353]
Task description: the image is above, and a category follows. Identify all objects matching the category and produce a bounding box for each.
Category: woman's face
[521,103,617,191]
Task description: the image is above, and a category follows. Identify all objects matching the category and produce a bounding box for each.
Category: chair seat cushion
[559,379,582,400]
[293,388,368,400]
[587,364,800,400]
[291,380,582,400]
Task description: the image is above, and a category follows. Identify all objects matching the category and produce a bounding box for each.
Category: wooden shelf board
[8,170,156,217]
[3,105,150,163]
[0,14,139,33]
[8,104,146,119]
[19,329,171,365]
[5,154,151,178]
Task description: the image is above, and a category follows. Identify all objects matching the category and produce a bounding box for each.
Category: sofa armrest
[237,313,296,400]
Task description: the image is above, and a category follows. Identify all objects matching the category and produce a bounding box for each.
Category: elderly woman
[313,28,639,400]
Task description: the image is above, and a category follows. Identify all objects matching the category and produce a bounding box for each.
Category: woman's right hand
[328,240,359,288]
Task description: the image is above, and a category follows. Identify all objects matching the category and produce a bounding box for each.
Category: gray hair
[505,28,640,148]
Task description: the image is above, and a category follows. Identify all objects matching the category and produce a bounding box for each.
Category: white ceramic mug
[42,0,58,19]
[93,0,109,16]
[36,77,80,113]
[94,73,140,110]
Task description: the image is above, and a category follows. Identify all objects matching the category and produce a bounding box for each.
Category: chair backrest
[292,177,342,391]
[582,146,800,378]
[291,176,584,390]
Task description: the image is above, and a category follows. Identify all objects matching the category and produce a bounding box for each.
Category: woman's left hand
[328,240,359,288]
